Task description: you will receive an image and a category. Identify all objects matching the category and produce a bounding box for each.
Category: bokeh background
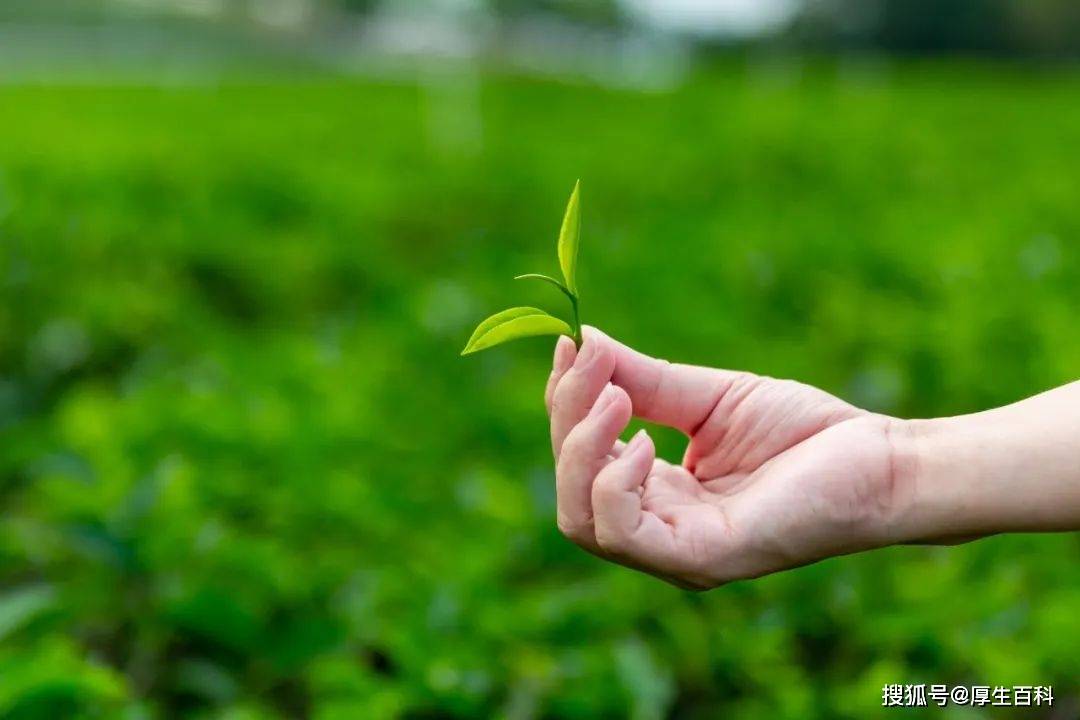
[1,1,1079,718]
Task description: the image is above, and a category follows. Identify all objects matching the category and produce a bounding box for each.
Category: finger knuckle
[550,373,578,410]
[590,473,620,505]
[544,372,558,402]
[594,525,628,555]
[556,515,590,544]
[560,425,591,459]
[549,393,565,418]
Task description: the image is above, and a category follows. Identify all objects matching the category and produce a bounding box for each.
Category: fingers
[591,429,653,545]
[556,384,632,550]
[550,333,617,456]
[545,336,577,415]
[591,431,687,574]
[582,326,745,435]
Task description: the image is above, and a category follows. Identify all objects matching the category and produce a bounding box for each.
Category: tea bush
[1,65,1078,718]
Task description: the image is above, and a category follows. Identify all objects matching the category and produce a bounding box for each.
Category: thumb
[584,326,744,435]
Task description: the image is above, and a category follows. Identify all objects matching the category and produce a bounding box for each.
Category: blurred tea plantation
[2,64,1080,719]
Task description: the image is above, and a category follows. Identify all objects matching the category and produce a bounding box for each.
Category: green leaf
[0,585,55,642]
[514,273,573,299]
[556,179,581,296]
[461,307,573,355]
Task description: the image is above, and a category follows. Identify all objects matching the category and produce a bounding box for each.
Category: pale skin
[547,327,1080,590]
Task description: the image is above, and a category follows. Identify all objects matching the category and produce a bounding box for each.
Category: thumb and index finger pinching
[579,326,737,436]
[548,328,630,457]
[546,325,734,456]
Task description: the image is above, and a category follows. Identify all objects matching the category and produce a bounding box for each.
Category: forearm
[892,381,1080,541]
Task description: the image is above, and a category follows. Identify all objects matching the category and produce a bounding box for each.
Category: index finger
[550,333,617,457]
[586,326,744,435]
[545,336,577,415]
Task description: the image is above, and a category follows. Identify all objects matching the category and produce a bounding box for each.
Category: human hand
[546,328,908,589]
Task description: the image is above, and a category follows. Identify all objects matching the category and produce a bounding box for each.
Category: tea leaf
[464,306,545,346]
[461,307,573,355]
[557,180,581,296]
[514,273,574,300]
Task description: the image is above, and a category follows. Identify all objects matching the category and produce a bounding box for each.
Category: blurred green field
[1,64,1079,719]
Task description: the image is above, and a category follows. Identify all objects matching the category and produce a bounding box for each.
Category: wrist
[884,415,996,544]
[886,394,1080,542]
[881,416,929,544]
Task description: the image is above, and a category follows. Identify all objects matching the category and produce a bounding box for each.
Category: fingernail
[626,428,649,454]
[590,383,618,416]
[553,336,574,372]
[575,338,598,367]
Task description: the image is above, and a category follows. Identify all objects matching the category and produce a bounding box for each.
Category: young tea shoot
[461,181,584,355]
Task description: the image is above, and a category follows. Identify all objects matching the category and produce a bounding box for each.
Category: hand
[545,327,908,589]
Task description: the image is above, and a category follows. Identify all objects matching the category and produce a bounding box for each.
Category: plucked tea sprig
[461,181,584,355]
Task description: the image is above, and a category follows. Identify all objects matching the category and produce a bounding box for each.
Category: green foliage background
[1,65,1078,718]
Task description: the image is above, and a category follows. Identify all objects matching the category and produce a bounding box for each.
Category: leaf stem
[514,274,575,303]
[569,294,581,347]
